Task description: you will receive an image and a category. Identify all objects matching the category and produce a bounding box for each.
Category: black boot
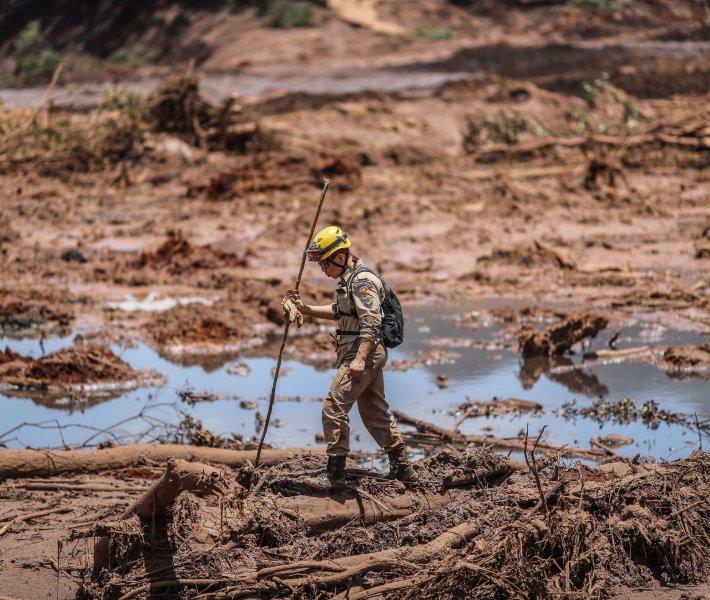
[387,445,417,482]
[326,455,347,487]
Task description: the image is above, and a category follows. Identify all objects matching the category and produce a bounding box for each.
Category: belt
[336,329,360,336]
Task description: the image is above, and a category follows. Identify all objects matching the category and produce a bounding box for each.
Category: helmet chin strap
[330,250,351,276]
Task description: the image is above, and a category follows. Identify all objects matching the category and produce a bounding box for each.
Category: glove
[281,297,304,328]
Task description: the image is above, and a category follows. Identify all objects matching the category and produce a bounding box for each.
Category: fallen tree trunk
[393,411,605,460]
[0,444,316,481]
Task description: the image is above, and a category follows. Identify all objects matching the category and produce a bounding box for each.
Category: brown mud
[1,3,709,598]
[0,447,708,599]
[0,345,163,396]
[0,286,75,337]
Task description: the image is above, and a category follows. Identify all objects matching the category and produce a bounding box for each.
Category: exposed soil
[0,345,163,395]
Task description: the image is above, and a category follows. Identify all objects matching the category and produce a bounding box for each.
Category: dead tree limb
[394,411,605,460]
[0,444,316,481]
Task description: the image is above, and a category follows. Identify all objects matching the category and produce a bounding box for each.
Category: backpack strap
[339,265,379,318]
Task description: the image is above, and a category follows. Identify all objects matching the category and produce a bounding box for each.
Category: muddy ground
[0,447,709,600]
[0,1,709,598]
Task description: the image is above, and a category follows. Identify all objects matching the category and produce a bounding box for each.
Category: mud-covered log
[259,515,484,589]
[0,444,316,481]
[261,489,459,535]
[121,458,230,519]
[518,312,609,357]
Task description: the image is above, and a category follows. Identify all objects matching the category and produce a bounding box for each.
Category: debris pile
[187,151,362,199]
[128,230,247,275]
[0,345,160,393]
[141,73,277,152]
[0,107,142,176]
[149,307,240,345]
[662,343,710,370]
[0,288,74,336]
[518,312,608,357]
[74,448,710,599]
[479,239,576,270]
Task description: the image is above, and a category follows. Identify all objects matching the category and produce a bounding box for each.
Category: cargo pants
[322,342,404,456]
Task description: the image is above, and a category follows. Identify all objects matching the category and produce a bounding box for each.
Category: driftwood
[393,411,606,460]
[0,444,315,481]
[518,312,608,357]
[270,488,457,535]
[452,397,543,431]
[95,458,233,568]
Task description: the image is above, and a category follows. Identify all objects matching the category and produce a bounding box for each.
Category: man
[285,225,416,484]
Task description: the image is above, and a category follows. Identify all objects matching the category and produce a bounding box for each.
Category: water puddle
[1,304,707,460]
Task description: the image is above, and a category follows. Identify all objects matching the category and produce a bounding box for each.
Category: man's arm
[285,290,338,321]
[348,273,383,379]
[349,338,374,379]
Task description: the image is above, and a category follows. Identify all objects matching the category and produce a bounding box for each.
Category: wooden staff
[254,179,332,467]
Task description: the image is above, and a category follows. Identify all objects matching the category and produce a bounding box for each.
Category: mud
[0,287,75,337]
[0,344,162,395]
[1,447,707,599]
[126,230,248,275]
[188,151,362,199]
[1,3,709,597]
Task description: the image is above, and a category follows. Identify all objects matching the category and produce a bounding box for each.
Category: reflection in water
[518,355,609,398]
[1,307,708,459]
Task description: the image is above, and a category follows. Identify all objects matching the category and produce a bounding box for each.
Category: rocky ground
[0,1,708,598]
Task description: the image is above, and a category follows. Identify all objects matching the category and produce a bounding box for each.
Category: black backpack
[346,265,404,348]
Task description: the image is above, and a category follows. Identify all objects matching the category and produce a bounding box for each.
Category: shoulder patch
[354,278,375,295]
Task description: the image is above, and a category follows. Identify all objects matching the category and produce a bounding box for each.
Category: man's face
[319,251,347,279]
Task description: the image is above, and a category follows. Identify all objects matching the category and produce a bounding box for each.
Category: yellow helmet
[307,226,351,262]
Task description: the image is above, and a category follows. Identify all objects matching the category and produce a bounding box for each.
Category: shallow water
[0,304,707,461]
[0,70,471,109]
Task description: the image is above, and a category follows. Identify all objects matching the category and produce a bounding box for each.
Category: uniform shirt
[332,258,384,366]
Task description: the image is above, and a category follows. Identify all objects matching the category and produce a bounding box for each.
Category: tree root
[121,458,233,519]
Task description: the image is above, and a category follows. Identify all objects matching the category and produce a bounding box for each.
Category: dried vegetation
[0,73,275,176]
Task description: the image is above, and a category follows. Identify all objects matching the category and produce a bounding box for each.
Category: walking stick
[254,179,332,467]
